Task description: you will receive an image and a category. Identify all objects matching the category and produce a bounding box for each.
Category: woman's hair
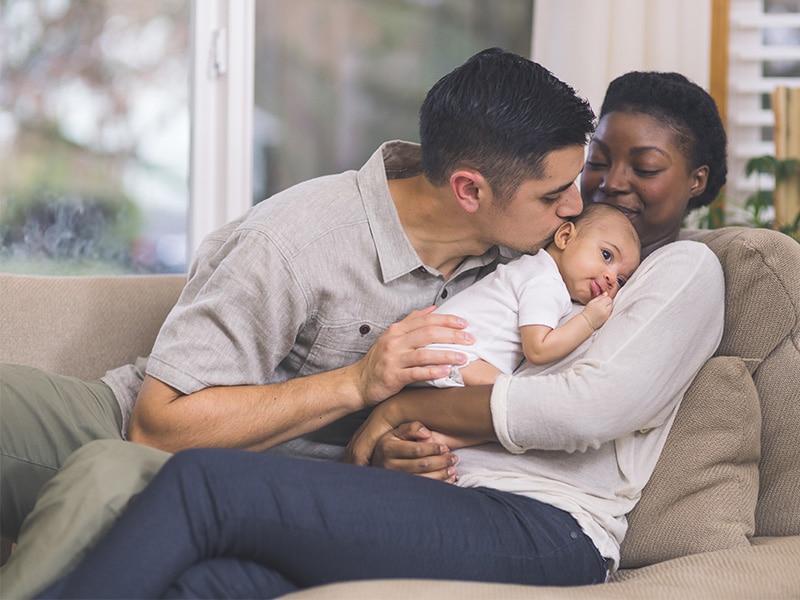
[419,48,595,200]
[600,71,727,211]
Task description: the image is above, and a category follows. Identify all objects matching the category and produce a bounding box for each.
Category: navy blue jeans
[39,449,607,599]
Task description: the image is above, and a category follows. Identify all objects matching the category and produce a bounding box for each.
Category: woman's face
[580,111,708,257]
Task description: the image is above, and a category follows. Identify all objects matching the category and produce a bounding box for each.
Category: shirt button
[418,266,426,273]
[359,324,371,335]
[441,288,448,299]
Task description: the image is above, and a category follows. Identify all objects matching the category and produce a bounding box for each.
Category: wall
[532,0,711,115]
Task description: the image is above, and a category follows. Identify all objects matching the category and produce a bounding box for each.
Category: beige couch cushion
[0,273,186,380]
[619,356,761,568]
[681,228,800,537]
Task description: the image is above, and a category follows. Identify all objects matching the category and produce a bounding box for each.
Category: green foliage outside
[693,155,800,242]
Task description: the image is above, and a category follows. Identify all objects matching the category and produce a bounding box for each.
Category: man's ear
[689,165,709,198]
[450,170,489,213]
[552,221,576,250]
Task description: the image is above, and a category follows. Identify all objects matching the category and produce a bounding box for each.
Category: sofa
[1,226,798,599]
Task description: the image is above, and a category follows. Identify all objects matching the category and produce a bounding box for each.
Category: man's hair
[600,71,728,212]
[419,48,595,200]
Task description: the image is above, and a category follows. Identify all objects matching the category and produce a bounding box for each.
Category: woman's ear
[450,170,489,213]
[689,165,710,198]
[552,221,576,250]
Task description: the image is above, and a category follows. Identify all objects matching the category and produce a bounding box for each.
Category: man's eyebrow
[544,176,579,197]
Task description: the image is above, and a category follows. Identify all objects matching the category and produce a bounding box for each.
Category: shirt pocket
[298,319,388,376]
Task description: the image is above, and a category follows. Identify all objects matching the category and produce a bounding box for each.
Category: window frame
[189,0,255,260]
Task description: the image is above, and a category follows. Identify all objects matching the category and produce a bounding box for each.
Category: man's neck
[388,175,490,279]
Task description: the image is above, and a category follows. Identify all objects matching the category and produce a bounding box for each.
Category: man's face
[485,145,585,254]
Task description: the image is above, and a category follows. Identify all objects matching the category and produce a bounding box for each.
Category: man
[0,48,594,597]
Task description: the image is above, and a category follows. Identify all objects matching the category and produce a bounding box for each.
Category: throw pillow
[619,355,761,568]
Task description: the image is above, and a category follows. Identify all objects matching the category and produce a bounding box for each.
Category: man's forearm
[128,368,365,453]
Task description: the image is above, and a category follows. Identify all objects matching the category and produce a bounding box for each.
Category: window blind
[727,0,800,210]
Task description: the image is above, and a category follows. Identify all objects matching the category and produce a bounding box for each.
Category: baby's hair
[573,203,641,250]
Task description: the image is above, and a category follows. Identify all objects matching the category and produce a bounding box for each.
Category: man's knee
[60,440,172,511]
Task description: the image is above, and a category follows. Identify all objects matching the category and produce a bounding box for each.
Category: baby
[426,202,641,387]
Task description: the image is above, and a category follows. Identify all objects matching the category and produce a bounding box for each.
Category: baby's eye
[617,277,626,287]
[602,249,612,262]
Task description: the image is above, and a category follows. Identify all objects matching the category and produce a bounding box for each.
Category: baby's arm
[521,293,613,365]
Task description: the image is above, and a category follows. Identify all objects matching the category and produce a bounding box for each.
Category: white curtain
[532,0,712,115]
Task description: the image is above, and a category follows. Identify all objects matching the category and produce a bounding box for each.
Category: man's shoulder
[241,171,368,244]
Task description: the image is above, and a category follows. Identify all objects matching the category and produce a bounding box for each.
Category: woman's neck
[641,229,681,259]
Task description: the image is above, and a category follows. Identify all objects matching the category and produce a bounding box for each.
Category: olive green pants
[0,364,125,543]
[0,439,170,599]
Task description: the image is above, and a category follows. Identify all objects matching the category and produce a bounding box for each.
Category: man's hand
[348,420,459,483]
[347,306,474,407]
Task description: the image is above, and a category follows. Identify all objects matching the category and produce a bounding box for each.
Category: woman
[38,71,728,599]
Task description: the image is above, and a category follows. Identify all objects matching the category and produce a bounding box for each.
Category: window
[726,0,800,213]
[251,0,534,203]
[1,0,191,274]
[2,0,535,275]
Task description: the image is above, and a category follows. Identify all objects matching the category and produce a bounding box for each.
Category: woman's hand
[345,307,474,408]
[346,403,459,482]
[345,402,402,467]
[346,385,496,480]
[364,422,460,483]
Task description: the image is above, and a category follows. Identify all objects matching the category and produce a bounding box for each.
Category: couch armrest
[0,274,185,380]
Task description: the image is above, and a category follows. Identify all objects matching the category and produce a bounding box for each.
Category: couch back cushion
[0,274,186,381]
[680,228,800,537]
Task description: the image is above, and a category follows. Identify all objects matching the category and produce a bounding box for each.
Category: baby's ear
[552,221,576,249]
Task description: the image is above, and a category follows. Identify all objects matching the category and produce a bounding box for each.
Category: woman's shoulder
[644,239,720,270]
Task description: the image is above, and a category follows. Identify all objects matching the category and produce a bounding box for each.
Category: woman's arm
[346,385,495,467]
[360,241,725,469]
[493,241,725,453]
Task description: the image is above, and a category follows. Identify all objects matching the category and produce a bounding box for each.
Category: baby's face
[559,222,641,304]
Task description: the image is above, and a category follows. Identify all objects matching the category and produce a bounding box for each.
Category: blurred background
[1,0,798,275]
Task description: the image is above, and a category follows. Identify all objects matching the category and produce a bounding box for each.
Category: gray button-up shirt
[104,141,503,439]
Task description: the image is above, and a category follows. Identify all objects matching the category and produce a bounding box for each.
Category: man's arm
[128,308,475,453]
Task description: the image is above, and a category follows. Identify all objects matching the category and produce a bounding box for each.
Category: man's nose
[557,184,583,218]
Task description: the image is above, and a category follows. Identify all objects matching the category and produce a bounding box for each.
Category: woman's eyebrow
[630,145,670,158]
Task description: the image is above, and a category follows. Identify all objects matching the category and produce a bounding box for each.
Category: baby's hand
[581,292,613,330]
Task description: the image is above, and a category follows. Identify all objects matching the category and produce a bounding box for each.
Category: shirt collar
[358,140,504,283]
